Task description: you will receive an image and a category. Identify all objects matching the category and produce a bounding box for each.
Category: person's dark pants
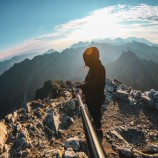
[86,100,102,129]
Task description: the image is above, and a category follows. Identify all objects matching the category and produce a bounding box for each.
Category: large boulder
[43,111,59,134]
[119,147,133,157]
[143,144,158,154]
[65,100,76,111]
[142,96,154,107]
[35,80,65,100]
[59,115,74,129]
[64,136,80,151]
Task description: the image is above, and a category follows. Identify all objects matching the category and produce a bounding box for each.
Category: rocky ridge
[1,45,158,118]
[0,79,158,158]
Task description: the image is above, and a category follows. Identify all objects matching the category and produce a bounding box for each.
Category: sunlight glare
[68,8,126,41]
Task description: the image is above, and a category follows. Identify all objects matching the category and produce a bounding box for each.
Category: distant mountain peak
[117,51,138,63]
[70,41,90,49]
[92,37,156,46]
[69,37,157,50]
[43,49,56,55]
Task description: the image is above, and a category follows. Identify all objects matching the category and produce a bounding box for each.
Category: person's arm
[76,69,98,94]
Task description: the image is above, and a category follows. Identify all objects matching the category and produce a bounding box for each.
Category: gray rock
[143,144,158,154]
[31,101,44,109]
[64,136,80,151]
[79,140,87,152]
[148,89,156,98]
[19,108,26,113]
[34,107,43,118]
[65,100,76,111]
[44,125,53,136]
[44,98,52,104]
[12,129,30,153]
[19,113,29,122]
[119,147,133,157]
[36,121,44,129]
[120,84,129,91]
[154,93,158,102]
[59,116,74,129]
[142,96,154,106]
[43,112,59,133]
[116,90,129,100]
[106,84,115,92]
[155,103,158,110]
[135,91,142,99]
[16,123,23,133]
[105,93,113,103]
[27,123,38,133]
[64,148,77,158]
[43,113,54,130]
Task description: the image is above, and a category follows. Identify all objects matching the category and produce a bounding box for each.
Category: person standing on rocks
[76,47,106,137]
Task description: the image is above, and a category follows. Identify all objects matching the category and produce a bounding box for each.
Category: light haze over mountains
[0,38,158,117]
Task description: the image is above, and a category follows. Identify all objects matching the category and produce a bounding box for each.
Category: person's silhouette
[76,47,106,138]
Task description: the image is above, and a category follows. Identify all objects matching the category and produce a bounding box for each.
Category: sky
[0,0,158,60]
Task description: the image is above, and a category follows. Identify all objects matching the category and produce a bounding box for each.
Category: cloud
[1,4,158,60]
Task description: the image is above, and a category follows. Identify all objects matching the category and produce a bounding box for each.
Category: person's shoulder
[101,64,106,70]
[100,63,105,71]
[101,63,105,68]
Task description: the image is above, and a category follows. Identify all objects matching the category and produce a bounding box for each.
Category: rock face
[105,79,158,111]
[0,80,88,158]
[43,111,59,134]
[104,79,158,157]
[35,80,66,100]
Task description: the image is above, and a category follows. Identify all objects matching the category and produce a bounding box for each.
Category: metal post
[77,94,107,158]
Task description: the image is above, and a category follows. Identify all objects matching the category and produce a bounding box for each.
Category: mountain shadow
[107,51,158,91]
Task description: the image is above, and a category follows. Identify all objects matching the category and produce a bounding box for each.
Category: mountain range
[0,52,39,76]
[71,37,157,49]
[0,37,158,117]
[74,40,158,64]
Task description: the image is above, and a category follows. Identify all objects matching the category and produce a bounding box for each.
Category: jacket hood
[83,47,100,67]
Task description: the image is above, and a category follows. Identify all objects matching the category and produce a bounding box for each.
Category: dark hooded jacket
[78,47,106,105]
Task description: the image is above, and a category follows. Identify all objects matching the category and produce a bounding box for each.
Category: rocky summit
[0,79,158,158]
